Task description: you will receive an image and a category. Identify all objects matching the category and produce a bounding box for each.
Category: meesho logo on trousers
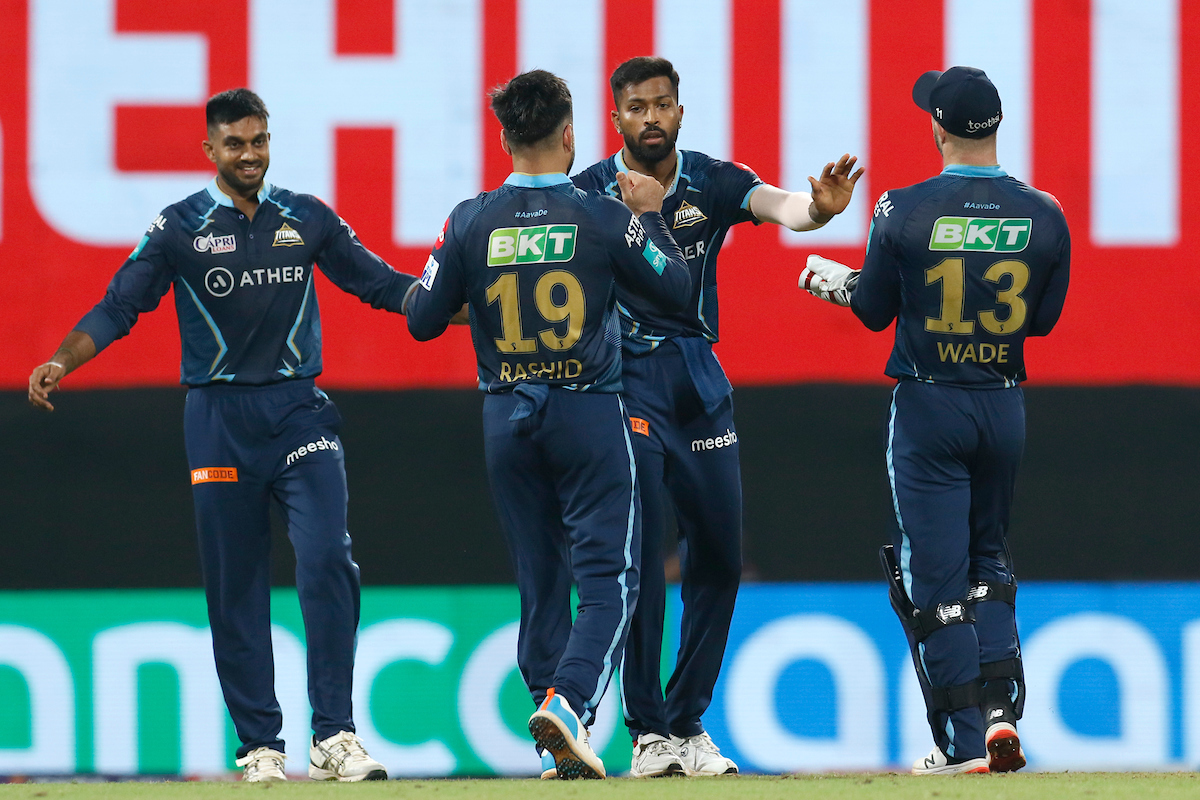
[286,436,339,465]
[929,217,1032,252]
[487,225,577,266]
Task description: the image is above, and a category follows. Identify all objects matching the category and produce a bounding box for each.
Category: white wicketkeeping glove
[798,254,859,307]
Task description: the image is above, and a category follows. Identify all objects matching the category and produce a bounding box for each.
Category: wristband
[47,361,66,370]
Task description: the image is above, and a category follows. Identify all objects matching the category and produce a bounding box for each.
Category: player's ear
[499,129,512,156]
[202,137,216,164]
[562,122,574,153]
[611,108,621,133]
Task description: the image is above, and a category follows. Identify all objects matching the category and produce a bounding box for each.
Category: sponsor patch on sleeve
[420,254,440,290]
[642,240,668,274]
[873,192,893,219]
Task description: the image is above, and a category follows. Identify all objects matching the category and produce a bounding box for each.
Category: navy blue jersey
[406,173,690,393]
[851,165,1070,388]
[572,150,762,353]
[75,180,417,386]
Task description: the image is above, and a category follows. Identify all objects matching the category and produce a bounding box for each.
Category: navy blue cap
[912,66,1002,139]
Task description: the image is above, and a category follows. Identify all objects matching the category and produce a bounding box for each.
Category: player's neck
[509,152,571,178]
[941,146,999,168]
[621,147,677,188]
[216,174,262,219]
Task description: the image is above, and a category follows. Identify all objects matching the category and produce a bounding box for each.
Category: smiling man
[27,88,416,783]
[571,56,863,777]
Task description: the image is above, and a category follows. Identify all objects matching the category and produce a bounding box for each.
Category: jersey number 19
[486,271,586,352]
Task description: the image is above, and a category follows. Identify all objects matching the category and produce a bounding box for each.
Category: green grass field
[1,774,1198,799]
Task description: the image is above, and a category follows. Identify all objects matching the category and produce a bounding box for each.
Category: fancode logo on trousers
[487,225,577,266]
[630,417,649,436]
[191,467,238,484]
[928,217,1032,252]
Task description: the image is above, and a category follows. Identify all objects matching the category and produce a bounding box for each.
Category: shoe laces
[240,747,285,775]
[322,732,370,766]
[638,738,676,758]
[689,732,722,756]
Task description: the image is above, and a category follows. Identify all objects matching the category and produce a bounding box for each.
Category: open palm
[808,154,864,218]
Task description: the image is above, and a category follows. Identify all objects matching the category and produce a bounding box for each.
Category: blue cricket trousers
[184,378,360,758]
[619,342,742,740]
[483,387,640,727]
[888,380,1024,760]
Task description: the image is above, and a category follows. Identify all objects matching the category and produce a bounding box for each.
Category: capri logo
[487,225,577,266]
[929,217,1032,252]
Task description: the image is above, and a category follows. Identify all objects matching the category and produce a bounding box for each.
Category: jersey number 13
[924,257,1030,335]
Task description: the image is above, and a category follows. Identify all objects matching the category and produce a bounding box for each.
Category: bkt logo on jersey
[487,225,577,267]
[929,217,1032,252]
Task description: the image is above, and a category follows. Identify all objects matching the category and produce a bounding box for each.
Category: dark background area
[2,385,1196,588]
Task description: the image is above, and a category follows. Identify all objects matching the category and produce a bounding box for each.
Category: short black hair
[489,70,572,147]
[206,88,269,131]
[610,56,680,106]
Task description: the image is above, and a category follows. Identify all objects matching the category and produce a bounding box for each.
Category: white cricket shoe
[236,747,287,782]
[985,721,1027,772]
[528,689,606,779]
[309,731,388,781]
[911,746,989,775]
[629,733,684,778]
[672,732,738,776]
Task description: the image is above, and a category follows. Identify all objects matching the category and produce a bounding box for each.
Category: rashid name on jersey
[572,150,762,354]
[75,180,417,386]
[851,165,1070,388]
[406,173,691,392]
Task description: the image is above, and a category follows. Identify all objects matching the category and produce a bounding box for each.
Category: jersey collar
[504,172,571,188]
[614,149,684,199]
[941,164,1008,178]
[205,178,273,207]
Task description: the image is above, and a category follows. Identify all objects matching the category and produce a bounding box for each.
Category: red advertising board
[3,0,1197,389]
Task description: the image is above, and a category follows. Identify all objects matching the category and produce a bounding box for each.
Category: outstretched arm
[313,204,418,313]
[750,154,864,230]
[28,330,98,412]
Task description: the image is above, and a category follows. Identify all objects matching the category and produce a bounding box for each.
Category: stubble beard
[623,128,678,167]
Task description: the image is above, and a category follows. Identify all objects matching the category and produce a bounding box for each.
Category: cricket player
[406,69,691,780]
[27,89,414,782]
[571,56,862,776]
[800,66,1070,774]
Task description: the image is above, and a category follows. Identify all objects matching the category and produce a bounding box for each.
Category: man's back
[408,174,689,392]
[852,165,1071,387]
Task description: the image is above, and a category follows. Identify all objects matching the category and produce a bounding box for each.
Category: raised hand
[808,154,865,219]
[617,170,667,216]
